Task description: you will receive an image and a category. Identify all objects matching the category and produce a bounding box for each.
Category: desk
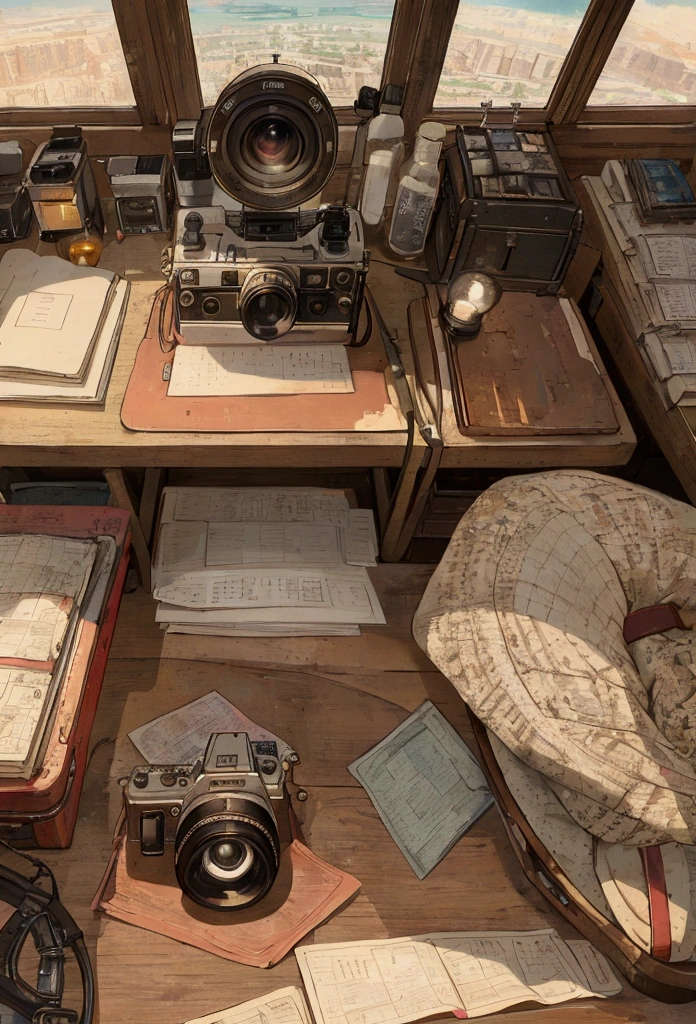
[39,566,695,1024]
[0,235,636,576]
[576,177,696,507]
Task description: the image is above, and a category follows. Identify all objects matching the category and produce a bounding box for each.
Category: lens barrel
[175,796,280,912]
[239,268,297,340]
[206,63,338,209]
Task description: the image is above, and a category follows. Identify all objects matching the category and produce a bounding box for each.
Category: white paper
[168,344,354,397]
[0,593,71,662]
[173,487,350,527]
[184,987,312,1024]
[206,522,343,566]
[153,567,386,624]
[343,508,378,566]
[0,536,97,600]
[348,701,493,878]
[640,234,696,278]
[154,521,208,580]
[655,281,696,322]
[16,291,72,330]
[128,690,292,766]
[296,930,621,1024]
[0,668,52,763]
[164,622,361,637]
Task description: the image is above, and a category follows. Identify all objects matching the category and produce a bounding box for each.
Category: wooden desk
[0,234,636,573]
[40,566,694,1024]
[576,177,696,507]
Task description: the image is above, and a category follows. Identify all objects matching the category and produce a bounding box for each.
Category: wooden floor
[38,566,695,1024]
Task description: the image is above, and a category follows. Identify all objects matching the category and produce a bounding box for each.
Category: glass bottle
[388,122,446,258]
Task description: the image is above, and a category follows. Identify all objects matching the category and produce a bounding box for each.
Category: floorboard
[32,566,696,1023]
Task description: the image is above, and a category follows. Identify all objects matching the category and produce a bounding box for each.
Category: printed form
[153,567,386,624]
[639,234,696,279]
[168,344,354,397]
[0,667,52,763]
[348,701,493,878]
[0,593,71,664]
[296,930,620,1024]
[0,536,97,599]
[184,988,312,1024]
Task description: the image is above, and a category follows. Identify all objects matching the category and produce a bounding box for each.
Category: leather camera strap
[623,602,686,644]
[639,845,672,962]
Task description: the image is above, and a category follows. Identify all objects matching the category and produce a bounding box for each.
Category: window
[187,0,397,107]
[0,1,135,108]
[589,0,696,106]
[434,1,591,109]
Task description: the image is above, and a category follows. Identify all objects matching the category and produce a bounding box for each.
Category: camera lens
[244,117,301,174]
[175,797,280,911]
[240,268,297,340]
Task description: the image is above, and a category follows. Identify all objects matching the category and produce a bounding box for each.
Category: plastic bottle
[359,89,404,227]
[388,121,447,258]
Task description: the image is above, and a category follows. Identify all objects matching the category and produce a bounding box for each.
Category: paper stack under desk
[0,249,129,404]
[151,486,384,637]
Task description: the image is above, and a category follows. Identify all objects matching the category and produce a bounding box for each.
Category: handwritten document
[153,567,386,624]
[128,690,292,765]
[343,509,378,566]
[0,668,52,763]
[296,930,621,1024]
[206,522,343,566]
[641,234,696,278]
[348,701,493,878]
[184,988,312,1024]
[154,521,208,580]
[173,488,350,527]
[0,536,97,600]
[0,593,71,663]
[654,282,696,322]
[168,344,354,397]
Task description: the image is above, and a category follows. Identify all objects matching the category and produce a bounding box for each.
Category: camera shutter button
[134,772,149,789]
[160,772,176,787]
[261,759,276,775]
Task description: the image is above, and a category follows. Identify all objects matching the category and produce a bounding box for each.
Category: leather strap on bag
[639,845,672,962]
[623,603,687,645]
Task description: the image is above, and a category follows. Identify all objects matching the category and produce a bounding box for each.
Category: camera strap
[0,841,94,1024]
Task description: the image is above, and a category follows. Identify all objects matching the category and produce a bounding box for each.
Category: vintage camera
[0,141,32,243]
[106,154,173,234]
[173,203,368,343]
[172,119,214,207]
[26,126,103,242]
[124,732,293,911]
[169,61,368,343]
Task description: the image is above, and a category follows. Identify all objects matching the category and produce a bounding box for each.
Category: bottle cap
[418,121,447,142]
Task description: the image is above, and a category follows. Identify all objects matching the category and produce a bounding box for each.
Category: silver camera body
[124,732,292,911]
[172,204,368,344]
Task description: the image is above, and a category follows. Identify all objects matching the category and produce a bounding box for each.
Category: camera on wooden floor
[170,61,368,343]
[123,732,293,911]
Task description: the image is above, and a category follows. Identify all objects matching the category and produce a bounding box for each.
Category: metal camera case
[124,732,288,858]
[173,204,368,344]
[26,127,103,242]
[107,154,173,234]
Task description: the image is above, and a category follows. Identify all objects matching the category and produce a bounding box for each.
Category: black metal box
[427,126,582,295]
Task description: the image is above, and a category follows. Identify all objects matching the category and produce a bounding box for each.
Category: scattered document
[206,522,343,566]
[163,622,361,637]
[654,281,696,323]
[0,668,52,763]
[348,701,493,878]
[128,690,292,765]
[184,988,312,1024]
[296,930,621,1024]
[168,344,354,397]
[172,487,351,527]
[154,567,386,625]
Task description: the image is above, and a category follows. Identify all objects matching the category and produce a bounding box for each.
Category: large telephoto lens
[206,63,338,209]
[175,797,280,911]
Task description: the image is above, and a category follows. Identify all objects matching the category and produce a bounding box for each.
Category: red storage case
[0,506,131,848]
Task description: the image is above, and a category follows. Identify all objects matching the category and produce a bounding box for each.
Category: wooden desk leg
[379,439,426,562]
[104,469,152,592]
[139,468,164,545]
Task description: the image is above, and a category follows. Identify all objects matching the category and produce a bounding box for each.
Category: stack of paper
[0,249,129,404]
[151,487,384,637]
[0,533,110,777]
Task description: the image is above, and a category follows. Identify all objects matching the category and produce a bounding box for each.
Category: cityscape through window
[187,0,396,107]
[589,0,696,106]
[0,1,135,108]
[435,0,590,109]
